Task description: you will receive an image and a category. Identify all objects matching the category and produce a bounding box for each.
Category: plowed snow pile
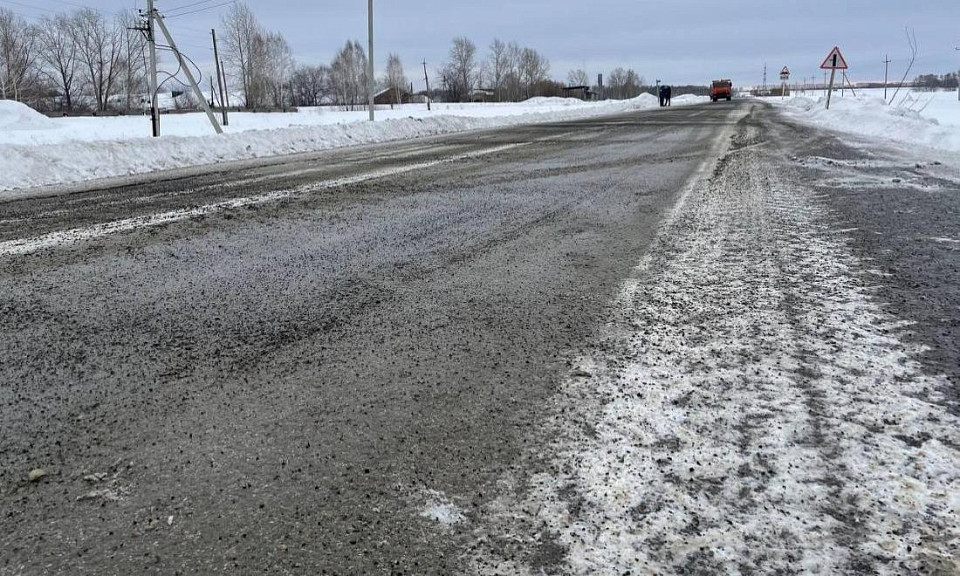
[0,93,701,194]
[773,91,960,153]
[0,100,56,131]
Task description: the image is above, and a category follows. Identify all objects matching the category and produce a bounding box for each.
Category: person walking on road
[665,85,672,107]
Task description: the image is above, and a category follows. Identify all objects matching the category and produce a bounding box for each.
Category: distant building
[374,88,413,105]
[562,85,593,100]
[469,88,496,103]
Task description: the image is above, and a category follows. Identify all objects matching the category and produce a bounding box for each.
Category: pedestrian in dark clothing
[665,85,672,106]
[658,85,666,107]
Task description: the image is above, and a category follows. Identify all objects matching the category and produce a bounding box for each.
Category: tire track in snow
[471,117,960,575]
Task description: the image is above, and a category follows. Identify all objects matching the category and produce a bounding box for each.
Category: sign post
[820,46,848,110]
[779,66,790,99]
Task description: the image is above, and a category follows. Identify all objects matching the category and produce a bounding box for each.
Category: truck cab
[711,80,732,102]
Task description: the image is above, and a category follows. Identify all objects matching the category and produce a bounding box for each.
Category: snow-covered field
[0,95,705,194]
[769,88,960,153]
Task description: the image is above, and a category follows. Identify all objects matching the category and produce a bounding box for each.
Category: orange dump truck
[711,79,732,102]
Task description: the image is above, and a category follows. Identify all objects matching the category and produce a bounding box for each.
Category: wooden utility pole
[147,0,160,137]
[154,15,223,134]
[883,55,891,100]
[212,28,228,126]
[221,58,231,116]
[422,60,432,111]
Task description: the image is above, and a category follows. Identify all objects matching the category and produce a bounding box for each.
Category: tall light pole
[368,0,375,121]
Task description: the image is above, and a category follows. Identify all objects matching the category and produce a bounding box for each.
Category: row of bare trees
[223,4,408,111]
[441,37,553,102]
[220,3,292,110]
[0,7,146,113]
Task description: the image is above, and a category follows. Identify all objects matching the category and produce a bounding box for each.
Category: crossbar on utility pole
[147,0,160,137]
[154,15,223,134]
[367,0,375,121]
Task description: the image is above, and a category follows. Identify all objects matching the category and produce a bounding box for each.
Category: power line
[164,0,218,13]
[163,0,234,18]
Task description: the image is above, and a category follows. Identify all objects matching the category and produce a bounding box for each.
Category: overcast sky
[7,0,959,89]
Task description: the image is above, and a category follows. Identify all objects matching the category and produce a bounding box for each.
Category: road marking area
[0,142,529,257]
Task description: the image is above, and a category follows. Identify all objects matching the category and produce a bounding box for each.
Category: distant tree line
[0,7,147,114]
[1,0,697,116]
[913,72,959,90]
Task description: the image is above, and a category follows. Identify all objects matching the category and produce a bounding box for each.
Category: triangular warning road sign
[820,46,848,70]
[780,66,790,75]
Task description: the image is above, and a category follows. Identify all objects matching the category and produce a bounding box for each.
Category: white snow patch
[0,100,57,131]
[420,490,466,527]
[769,89,960,153]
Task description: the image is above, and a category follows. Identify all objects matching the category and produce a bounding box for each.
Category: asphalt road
[0,102,744,575]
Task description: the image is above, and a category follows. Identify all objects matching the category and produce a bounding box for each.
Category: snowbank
[0,94,694,193]
[771,90,960,153]
[0,100,57,131]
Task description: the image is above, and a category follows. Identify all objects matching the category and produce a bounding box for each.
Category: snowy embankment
[770,89,960,153]
[0,94,704,193]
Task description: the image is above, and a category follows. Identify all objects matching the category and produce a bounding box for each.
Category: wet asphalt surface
[0,102,740,575]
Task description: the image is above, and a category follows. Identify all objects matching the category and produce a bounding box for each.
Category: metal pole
[826,68,837,109]
[147,0,160,137]
[955,48,959,102]
[367,0,375,121]
[155,15,223,134]
[212,28,228,126]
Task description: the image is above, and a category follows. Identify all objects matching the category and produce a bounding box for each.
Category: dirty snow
[0,94,707,193]
[473,116,960,575]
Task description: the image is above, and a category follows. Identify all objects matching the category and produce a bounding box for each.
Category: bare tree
[290,64,329,106]
[70,9,124,113]
[567,68,590,87]
[504,41,523,101]
[37,14,78,111]
[384,52,407,105]
[0,8,39,103]
[263,31,292,109]
[330,40,367,109]
[443,36,477,102]
[488,38,509,101]
[623,69,642,98]
[221,2,263,109]
[518,47,549,98]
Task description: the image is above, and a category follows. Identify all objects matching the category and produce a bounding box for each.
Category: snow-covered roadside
[472,114,960,574]
[0,94,706,194]
[770,90,960,153]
